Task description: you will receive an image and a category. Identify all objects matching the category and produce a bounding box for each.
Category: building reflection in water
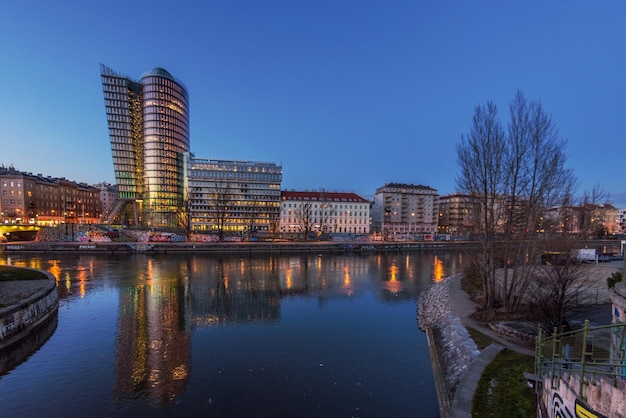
[114,259,191,405]
[0,250,467,406]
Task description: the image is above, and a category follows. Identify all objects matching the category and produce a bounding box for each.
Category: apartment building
[437,193,477,238]
[371,183,439,237]
[0,166,101,225]
[280,190,370,235]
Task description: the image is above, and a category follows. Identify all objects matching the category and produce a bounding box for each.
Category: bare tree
[294,201,315,241]
[317,190,335,234]
[211,182,233,241]
[499,91,576,311]
[526,186,608,331]
[268,211,280,241]
[530,259,595,332]
[456,101,507,309]
[177,187,193,240]
[245,200,265,239]
[456,91,576,311]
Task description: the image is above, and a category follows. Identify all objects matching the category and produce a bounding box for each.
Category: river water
[0,250,466,417]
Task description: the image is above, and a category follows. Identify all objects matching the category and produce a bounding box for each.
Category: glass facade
[100,65,190,228]
[185,154,282,234]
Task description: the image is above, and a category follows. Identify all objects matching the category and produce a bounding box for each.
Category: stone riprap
[418,276,479,395]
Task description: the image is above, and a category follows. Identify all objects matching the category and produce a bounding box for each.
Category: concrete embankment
[0,269,59,351]
[1,240,477,255]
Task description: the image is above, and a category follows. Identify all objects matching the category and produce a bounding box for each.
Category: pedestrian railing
[535,320,626,397]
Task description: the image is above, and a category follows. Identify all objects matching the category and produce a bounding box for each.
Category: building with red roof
[280,190,370,236]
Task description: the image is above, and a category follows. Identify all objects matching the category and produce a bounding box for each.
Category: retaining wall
[0,271,59,351]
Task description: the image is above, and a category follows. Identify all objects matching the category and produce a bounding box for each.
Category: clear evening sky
[1,1,625,205]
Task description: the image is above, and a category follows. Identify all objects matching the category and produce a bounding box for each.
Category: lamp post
[79,199,85,224]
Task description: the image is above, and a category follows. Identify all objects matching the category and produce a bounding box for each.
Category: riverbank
[1,240,477,255]
[0,267,58,351]
[418,261,622,416]
[418,276,480,417]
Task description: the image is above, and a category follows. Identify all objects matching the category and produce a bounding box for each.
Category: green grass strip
[472,348,536,417]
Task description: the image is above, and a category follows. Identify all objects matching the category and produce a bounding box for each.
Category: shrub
[607,271,623,289]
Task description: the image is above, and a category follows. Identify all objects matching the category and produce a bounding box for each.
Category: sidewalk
[447,274,535,356]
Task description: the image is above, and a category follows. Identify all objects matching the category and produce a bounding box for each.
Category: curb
[425,326,451,418]
[0,270,59,351]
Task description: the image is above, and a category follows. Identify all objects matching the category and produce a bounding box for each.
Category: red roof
[281,190,369,203]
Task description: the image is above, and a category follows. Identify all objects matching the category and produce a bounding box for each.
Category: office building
[100,64,190,228]
[184,154,282,235]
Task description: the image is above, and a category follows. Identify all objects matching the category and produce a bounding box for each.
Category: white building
[280,190,370,235]
[371,183,439,237]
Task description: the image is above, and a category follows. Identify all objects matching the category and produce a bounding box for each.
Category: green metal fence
[535,320,626,399]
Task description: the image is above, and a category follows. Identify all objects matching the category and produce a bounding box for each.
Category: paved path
[450,343,504,418]
[447,274,535,356]
[443,262,622,416]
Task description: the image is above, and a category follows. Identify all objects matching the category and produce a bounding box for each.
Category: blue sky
[1,1,625,205]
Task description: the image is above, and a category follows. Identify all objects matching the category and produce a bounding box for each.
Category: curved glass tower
[100,65,190,228]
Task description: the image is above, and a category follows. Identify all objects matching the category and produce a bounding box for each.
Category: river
[0,250,467,417]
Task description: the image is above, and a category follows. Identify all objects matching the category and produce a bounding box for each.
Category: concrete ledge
[0,270,59,351]
[0,241,481,255]
[425,326,451,418]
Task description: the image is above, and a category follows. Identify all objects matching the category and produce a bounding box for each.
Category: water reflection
[115,284,191,404]
[1,251,466,412]
[0,314,58,376]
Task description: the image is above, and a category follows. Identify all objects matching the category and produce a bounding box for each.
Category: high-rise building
[100,64,190,228]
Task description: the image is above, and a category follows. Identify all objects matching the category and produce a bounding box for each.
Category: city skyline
[2,1,625,205]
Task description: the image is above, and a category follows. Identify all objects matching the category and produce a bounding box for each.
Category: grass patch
[461,264,483,302]
[467,327,495,350]
[0,265,48,281]
[472,348,536,417]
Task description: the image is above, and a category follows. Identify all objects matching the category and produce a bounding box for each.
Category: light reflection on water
[0,251,466,417]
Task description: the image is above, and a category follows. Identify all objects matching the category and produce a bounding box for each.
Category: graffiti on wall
[551,393,606,418]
